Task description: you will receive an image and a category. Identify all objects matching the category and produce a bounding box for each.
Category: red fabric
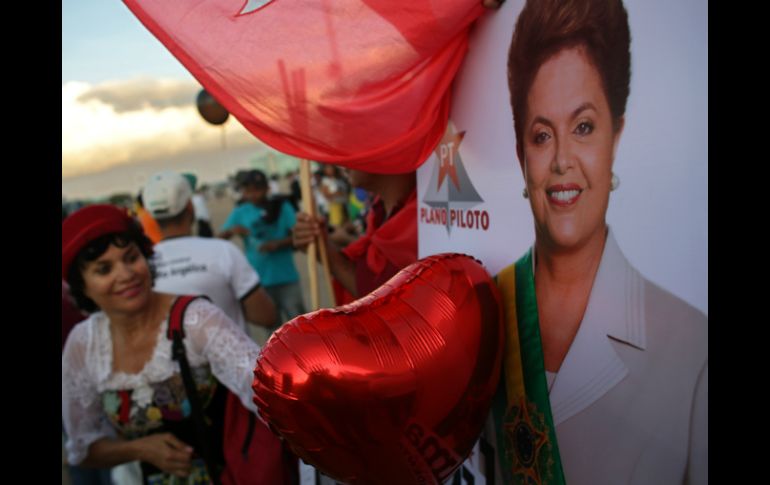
[335,188,418,302]
[166,295,199,339]
[61,204,135,279]
[122,0,484,173]
[118,390,132,424]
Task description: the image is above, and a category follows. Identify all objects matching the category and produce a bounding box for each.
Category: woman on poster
[490,1,707,484]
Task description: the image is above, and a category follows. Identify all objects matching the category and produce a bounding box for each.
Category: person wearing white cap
[143,170,277,332]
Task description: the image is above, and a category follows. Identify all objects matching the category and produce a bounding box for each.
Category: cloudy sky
[62,0,270,198]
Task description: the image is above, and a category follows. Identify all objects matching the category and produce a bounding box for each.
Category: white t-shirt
[152,237,260,330]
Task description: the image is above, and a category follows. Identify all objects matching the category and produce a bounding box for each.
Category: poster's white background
[417,0,707,316]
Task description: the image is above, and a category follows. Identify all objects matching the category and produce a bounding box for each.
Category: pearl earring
[610,173,620,191]
[522,187,529,199]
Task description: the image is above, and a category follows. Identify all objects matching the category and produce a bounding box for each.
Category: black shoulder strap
[166,295,222,485]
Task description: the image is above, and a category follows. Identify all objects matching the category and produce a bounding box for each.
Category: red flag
[123,0,484,173]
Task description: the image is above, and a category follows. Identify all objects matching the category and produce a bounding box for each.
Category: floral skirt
[145,458,211,485]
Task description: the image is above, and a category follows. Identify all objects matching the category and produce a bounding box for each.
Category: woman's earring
[610,173,620,191]
[522,187,529,199]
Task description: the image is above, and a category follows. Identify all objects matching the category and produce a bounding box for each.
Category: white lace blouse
[61,298,261,465]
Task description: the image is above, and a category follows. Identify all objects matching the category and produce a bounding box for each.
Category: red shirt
[335,188,418,303]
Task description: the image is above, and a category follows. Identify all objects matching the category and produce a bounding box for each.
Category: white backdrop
[417,0,708,316]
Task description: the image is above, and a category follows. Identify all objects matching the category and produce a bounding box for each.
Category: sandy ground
[62,193,336,484]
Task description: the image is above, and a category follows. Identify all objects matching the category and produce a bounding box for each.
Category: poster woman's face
[522,46,623,251]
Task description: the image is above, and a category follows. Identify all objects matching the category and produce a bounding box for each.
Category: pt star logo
[505,399,549,485]
[436,130,465,191]
[421,121,484,234]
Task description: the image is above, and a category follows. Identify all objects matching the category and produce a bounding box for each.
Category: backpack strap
[166,295,222,485]
[166,295,203,340]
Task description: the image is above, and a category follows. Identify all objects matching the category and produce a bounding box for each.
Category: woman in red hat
[61,204,261,483]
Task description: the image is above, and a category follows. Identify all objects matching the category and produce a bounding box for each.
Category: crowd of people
[61,162,410,485]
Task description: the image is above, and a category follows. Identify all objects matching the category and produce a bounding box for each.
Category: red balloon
[253,253,504,484]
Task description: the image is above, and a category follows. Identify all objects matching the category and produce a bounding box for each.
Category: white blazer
[486,228,708,485]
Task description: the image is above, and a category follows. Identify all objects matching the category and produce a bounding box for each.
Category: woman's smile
[546,184,583,207]
[114,282,144,298]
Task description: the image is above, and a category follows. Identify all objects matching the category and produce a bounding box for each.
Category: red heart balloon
[253,253,503,484]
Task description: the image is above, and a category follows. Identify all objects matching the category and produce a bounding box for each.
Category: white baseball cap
[142,171,193,220]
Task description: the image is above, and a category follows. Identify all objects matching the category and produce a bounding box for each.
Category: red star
[435,129,465,191]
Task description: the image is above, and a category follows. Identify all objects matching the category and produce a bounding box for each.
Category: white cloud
[62,78,261,178]
[75,78,199,113]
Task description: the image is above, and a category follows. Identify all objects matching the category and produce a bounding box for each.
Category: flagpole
[299,160,335,310]
[299,160,320,310]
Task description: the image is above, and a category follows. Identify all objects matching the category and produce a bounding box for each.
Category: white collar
[543,227,647,425]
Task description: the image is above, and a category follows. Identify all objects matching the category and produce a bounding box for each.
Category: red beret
[61,204,135,280]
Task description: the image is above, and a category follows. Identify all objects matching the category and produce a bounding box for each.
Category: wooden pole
[299,160,320,310]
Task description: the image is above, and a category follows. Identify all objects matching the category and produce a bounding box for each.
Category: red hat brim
[62,205,135,280]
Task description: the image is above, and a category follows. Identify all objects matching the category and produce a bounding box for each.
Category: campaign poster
[419,1,707,482]
[417,0,707,315]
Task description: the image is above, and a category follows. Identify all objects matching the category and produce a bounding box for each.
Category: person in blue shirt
[220,169,306,329]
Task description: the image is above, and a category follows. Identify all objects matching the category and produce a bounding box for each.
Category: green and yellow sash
[492,249,566,485]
